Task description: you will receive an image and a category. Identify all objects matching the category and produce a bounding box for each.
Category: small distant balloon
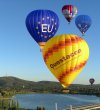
[75,15,92,35]
[43,34,89,88]
[26,10,59,51]
[89,78,95,85]
[62,5,77,23]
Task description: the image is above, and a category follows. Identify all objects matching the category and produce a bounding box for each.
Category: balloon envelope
[62,5,77,22]
[89,78,95,85]
[43,34,89,88]
[75,15,92,34]
[26,10,59,50]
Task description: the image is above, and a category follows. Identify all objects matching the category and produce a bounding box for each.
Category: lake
[13,93,100,110]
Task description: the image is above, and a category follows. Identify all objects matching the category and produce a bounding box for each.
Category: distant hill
[0,76,100,89]
[0,76,36,88]
[0,76,61,89]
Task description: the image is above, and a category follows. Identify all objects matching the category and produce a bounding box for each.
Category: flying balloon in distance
[26,10,59,51]
[75,15,92,35]
[62,5,77,23]
[43,34,89,88]
[89,78,95,85]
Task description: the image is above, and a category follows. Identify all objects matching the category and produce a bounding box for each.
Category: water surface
[13,94,100,110]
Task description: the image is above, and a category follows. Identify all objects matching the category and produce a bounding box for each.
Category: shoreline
[0,97,11,100]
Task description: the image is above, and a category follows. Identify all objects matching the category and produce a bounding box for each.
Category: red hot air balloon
[89,78,95,85]
[62,5,77,23]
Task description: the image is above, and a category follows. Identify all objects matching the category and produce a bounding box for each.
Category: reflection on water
[13,94,100,110]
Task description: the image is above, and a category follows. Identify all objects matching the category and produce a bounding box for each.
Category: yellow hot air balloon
[43,34,89,88]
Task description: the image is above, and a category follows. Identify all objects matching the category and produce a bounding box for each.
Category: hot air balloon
[89,78,95,85]
[62,5,77,23]
[26,10,59,51]
[43,34,89,88]
[75,15,92,35]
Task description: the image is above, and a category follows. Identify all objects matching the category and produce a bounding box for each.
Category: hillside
[0,76,61,89]
[0,76,36,88]
[0,76,100,90]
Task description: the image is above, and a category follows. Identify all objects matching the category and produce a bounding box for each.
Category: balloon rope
[82,33,85,36]
[68,22,70,24]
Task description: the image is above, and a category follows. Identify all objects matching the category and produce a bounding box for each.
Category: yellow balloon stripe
[58,60,87,88]
[43,35,83,62]
[38,42,46,51]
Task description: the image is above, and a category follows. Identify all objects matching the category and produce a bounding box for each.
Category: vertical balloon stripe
[70,5,72,13]
[71,35,77,78]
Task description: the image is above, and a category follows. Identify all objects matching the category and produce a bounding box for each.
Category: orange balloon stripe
[44,36,83,62]
[58,60,87,82]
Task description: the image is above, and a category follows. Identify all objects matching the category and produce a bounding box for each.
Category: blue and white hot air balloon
[26,10,59,51]
[75,15,92,35]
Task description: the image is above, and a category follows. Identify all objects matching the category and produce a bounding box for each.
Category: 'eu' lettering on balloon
[42,24,53,32]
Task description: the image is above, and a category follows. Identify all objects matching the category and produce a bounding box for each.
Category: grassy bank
[0,98,26,110]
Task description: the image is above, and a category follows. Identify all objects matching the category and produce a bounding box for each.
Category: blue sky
[0,0,100,84]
